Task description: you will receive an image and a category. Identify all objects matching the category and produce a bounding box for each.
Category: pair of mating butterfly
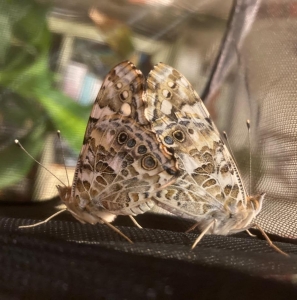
[17,61,287,255]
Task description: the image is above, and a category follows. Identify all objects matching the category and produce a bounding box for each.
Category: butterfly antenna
[15,139,66,187]
[19,209,67,228]
[246,120,252,196]
[56,130,70,187]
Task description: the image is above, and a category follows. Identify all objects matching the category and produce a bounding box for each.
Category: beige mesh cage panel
[212,0,297,238]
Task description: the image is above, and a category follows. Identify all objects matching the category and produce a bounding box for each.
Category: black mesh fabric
[0,201,297,299]
[1,0,297,299]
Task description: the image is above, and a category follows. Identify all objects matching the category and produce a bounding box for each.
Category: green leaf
[33,87,91,153]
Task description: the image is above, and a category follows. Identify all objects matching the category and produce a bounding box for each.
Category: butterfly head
[56,185,71,203]
[246,192,265,216]
[212,192,265,235]
[56,185,117,224]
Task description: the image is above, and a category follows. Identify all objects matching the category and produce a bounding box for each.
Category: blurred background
[0,0,296,239]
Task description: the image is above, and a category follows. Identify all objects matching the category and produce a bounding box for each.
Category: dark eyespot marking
[130,83,135,92]
[164,136,174,145]
[173,130,185,142]
[137,145,147,154]
[117,132,128,144]
[127,138,136,148]
[188,128,194,134]
[110,129,116,135]
[120,90,129,101]
[141,154,157,170]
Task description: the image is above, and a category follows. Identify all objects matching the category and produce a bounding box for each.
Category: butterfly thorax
[205,193,265,235]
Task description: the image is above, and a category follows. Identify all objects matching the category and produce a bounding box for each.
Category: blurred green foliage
[0,0,90,189]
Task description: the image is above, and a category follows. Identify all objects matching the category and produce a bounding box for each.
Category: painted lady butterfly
[56,61,179,241]
[144,63,265,236]
[17,61,287,255]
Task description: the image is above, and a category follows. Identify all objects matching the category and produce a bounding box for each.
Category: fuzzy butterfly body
[58,61,264,237]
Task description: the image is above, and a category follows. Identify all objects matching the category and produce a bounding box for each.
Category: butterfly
[144,62,266,241]
[17,61,287,255]
[55,61,180,242]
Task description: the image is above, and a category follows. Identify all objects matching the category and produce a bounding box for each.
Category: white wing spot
[116,82,123,89]
[167,81,175,88]
[160,99,172,115]
[162,89,171,98]
[121,90,129,99]
[121,103,131,116]
[180,76,189,87]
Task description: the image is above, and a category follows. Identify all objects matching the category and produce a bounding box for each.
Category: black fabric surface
[0,198,296,300]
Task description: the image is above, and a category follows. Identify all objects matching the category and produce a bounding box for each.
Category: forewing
[145,63,247,220]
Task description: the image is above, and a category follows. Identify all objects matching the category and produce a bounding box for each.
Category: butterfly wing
[145,63,250,231]
[65,62,179,224]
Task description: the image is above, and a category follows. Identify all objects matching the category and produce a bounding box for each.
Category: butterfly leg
[129,216,143,229]
[185,222,200,233]
[99,218,134,244]
[191,220,216,250]
[246,229,257,237]
[19,209,67,228]
[253,223,289,257]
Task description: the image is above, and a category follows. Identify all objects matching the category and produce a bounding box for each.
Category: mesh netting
[211,0,297,238]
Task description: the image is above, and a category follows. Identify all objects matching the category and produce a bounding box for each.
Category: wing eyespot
[127,138,136,148]
[117,132,129,144]
[137,145,147,154]
[173,130,185,142]
[164,136,174,145]
[120,90,129,101]
[141,154,158,170]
